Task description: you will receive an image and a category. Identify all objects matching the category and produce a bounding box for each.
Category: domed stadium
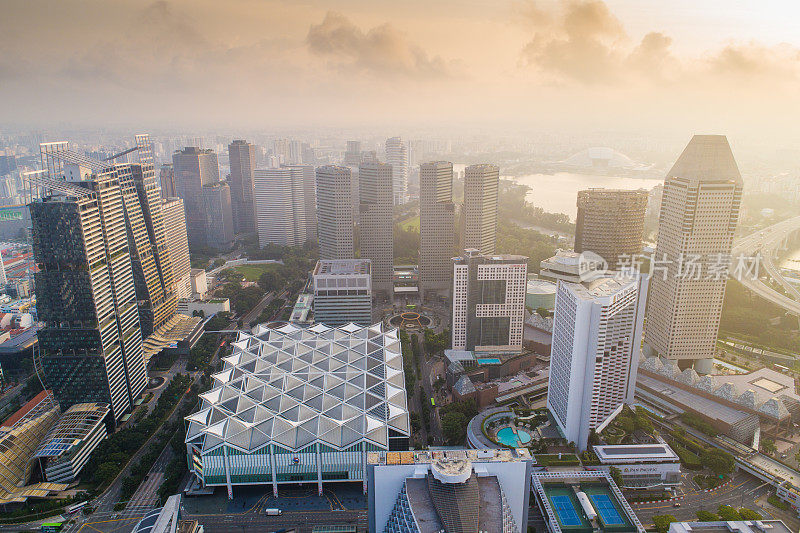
[561,147,649,171]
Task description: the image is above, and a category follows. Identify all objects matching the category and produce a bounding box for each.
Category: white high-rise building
[316,165,354,260]
[644,135,743,374]
[385,137,409,205]
[420,161,455,299]
[283,164,317,241]
[547,273,649,451]
[463,164,499,255]
[254,168,306,247]
[451,250,528,351]
[162,197,191,299]
[359,162,394,296]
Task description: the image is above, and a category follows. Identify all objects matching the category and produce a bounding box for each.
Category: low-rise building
[177,298,230,318]
[669,521,792,533]
[368,448,532,533]
[289,293,313,325]
[586,443,681,489]
[34,403,111,483]
[312,259,372,326]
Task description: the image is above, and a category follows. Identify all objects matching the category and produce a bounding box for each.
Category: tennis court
[550,495,583,526]
[589,494,625,526]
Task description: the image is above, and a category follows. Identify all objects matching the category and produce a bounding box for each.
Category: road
[732,216,800,316]
[188,509,366,533]
[239,290,285,327]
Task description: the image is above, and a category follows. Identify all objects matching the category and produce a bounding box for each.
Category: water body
[780,246,800,273]
[512,172,663,221]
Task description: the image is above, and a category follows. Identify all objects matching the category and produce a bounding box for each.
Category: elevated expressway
[731,215,800,316]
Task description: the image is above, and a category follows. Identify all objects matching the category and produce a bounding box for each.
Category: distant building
[34,402,111,483]
[282,163,317,241]
[312,259,372,326]
[368,448,533,533]
[463,164,499,255]
[253,167,307,247]
[419,161,455,299]
[452,250,528,352]
[316,165,354,260]
[159,163,175,199]
[343,140,362,167]
[644,135,743,374]
[669,521,793,533]
[172,147,219,248]
[190,269,207,299]
[200,182,234,251]
[575,189,648,268]
[385,137,408,205]
[162,197,192,299]
[228,140,257,234]
[547,274,648,451]
[359,162,394,296]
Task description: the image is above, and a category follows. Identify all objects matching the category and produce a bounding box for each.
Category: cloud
[306,11,454,79]
[518,0,800,89]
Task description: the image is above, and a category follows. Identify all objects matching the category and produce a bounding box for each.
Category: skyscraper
[359,162,394,296]
[159,163,175,199]
[172,147,219,248]
[343,140,362,167]
[282,164,317,241]
[385,137,408,205]
[316,165,354,260]
[463,164,499,255]
[253,167,306,247]
[575,189,648,268]
[451,250,528,351]
[419,161,455,299]
[200,182,234,251]
[31,143,147,421]
[547,273,648,451]
[162,197,191,299]
[644,135,743,374]
[228,140,257,234]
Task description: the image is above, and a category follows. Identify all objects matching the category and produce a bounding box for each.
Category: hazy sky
[2,0,800,143]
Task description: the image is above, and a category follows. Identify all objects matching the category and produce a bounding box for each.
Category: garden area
[599,405,655,444]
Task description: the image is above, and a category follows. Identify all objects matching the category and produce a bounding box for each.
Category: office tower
[369,450,532,533]
[172,147,219,248]
[31,143,147,421]
[451,250,528,351]
[343,140,362,167]
[301,143,317,166]
[312,259,372,326]
[359,162,394,296]
[253,167,306,247]
[644,135,743,374]
[316,165,354,260]
[463,164,499,255]
[120,135,177,337]
[575,189,648,268]
[283,164,317,241]
[228,140,256,234]
[162,197,191,298]
[547,273,648,451]
[419,161,455,299]
[200,182,234,251]
[385,137,409,205]
[159,163,175,199]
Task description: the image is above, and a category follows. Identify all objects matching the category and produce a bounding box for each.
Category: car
[673,503,681,507]
[781,454,787,458]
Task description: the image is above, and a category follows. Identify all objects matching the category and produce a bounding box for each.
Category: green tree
[653,515,678,533]
[737,508,762,520]
[696,510,720,521]
[609,466,623,487]
[717,505,742,521]
[762,439,776,455]
[701,449,735,476]
[441,411,468,445]
[258,270,285,292]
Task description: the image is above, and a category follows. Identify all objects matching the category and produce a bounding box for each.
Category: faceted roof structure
[185,322,409,453]
[667,135,742,183]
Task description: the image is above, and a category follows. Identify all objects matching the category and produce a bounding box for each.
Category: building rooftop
[185,322,409,453]
[34,403,110,459]
[367,448,531,466]
[593,443,679,463]
[314,259,371,276]
[565,274,640,300]
[668,521,792,533]
[667,135,742,184]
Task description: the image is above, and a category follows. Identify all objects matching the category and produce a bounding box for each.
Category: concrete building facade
[312,259,372,327]
[385,137,409,205]
[253,168,307,247]
[419,161,455,299]
[463,164,499,255]
[227,140,257,234]
[358,162,394,296]
[316,165,355,260]
[575,188,648,268]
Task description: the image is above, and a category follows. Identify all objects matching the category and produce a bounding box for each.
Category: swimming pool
[496,427,532,447]
[477,358,501,365]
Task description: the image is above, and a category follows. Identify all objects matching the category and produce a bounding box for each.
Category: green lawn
[233,263,281,282]
[399,215,420,232]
